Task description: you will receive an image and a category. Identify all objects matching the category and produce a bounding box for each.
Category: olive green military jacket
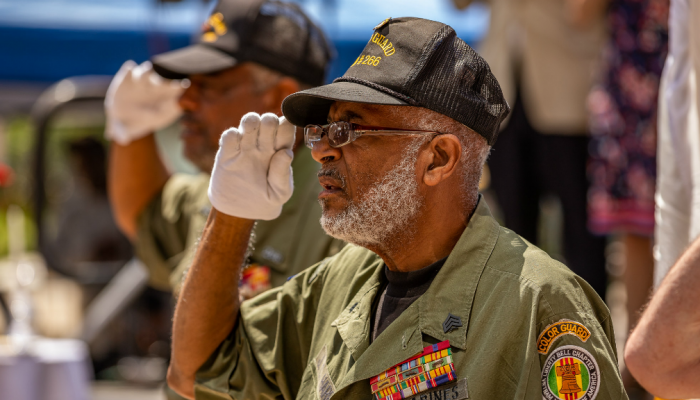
[194,199,626,400]
[135,147,344,292]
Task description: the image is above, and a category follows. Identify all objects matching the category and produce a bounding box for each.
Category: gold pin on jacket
[374,18,392,30]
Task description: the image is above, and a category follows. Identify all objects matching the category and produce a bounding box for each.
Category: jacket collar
[416,196,500,350]
[332,197,501,387]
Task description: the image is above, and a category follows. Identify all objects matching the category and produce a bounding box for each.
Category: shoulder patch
[542,345,600,400]
[538,320,591,354]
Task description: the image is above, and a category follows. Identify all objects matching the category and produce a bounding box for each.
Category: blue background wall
[0,0,488,84]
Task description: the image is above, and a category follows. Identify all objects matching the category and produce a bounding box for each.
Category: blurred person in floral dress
[453,0,609,299]
[586,0,668,394]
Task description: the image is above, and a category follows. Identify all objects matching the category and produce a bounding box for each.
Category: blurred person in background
[623,1,700,396]
[453,0,609,299]
[106,0,342,298]
[586,0,668,396]
[654,0,700,287]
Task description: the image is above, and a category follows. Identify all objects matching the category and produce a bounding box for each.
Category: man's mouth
[180,128,201,140]
[317,169,345,198]
[318,176,343,196]
[180,115,204,139]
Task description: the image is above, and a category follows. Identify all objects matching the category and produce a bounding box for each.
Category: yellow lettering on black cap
[369,32,396,57]
[202,12,227,43]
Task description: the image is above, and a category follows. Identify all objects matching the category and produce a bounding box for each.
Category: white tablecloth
[0,338,91,400]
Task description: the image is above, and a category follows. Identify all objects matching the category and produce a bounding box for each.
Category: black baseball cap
[282,17,509,145]
[151,0,334,87]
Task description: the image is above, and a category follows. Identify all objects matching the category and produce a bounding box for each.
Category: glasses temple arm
[355,130,439,136]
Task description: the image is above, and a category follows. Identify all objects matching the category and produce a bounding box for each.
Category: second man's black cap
[282,17,509,145]
[151,0,334,87]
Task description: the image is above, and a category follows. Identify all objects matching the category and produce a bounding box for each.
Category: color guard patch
[542,345,600,400]
[537,320,591,354]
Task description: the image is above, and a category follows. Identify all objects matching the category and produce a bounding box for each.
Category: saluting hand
[208,112,295,220]
[104,60,185,145]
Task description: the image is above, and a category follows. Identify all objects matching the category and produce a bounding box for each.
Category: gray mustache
[317,168,346,188]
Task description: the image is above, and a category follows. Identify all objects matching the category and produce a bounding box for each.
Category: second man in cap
[106,0,344,296]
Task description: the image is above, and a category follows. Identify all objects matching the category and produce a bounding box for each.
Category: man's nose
[178,83,200,112]
[310,134,342,164]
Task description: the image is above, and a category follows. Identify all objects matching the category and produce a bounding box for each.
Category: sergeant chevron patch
[442,313,462,333]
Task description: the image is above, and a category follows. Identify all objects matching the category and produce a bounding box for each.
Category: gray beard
[319,138,425,247]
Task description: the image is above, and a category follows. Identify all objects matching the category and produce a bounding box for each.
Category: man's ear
[263,77,301,115]
[422,134,462,187]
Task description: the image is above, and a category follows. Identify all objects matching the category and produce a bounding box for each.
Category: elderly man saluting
[168,17,627,400]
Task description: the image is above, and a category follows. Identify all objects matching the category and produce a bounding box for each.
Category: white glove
[104,60,185,145]
[208,112,296,220]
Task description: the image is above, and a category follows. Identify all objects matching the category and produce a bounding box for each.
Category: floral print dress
[587,0,669,236]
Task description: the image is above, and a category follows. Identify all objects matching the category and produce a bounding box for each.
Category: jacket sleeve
[532,277,627,400]
[134,173,210,292]
[194,259,332,400]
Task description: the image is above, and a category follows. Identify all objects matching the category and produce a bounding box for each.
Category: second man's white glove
[208,112,296,220]
[105,60,185,145]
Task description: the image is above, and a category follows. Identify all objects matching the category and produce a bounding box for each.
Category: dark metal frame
[30,75,114,278]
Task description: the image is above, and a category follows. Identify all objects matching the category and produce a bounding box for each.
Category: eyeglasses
[304,121,440,149]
